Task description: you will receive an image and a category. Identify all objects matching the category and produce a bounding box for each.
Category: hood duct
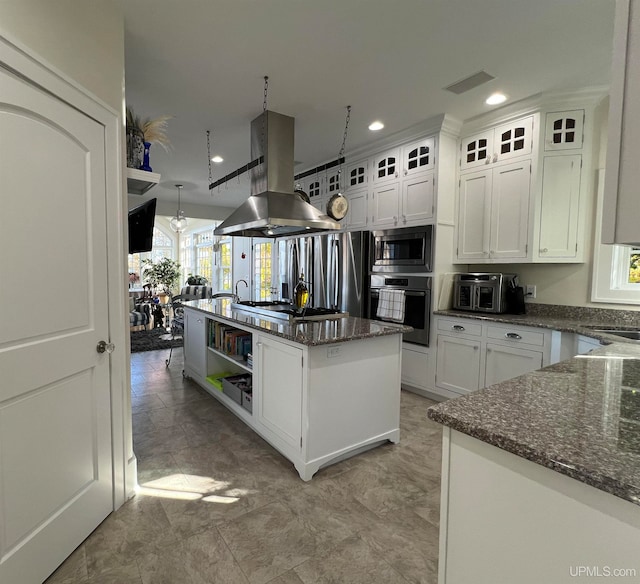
[214,111,341,238]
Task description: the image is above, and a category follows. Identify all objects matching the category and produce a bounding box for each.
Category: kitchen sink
[583,326,640,341]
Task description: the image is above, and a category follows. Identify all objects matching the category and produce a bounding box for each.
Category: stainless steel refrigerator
[277,231,369,317]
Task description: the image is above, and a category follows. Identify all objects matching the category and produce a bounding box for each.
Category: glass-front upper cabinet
[544,110,585,151]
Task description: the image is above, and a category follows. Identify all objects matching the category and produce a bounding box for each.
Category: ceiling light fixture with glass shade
[486,92,507,105]
[169,183,188,233]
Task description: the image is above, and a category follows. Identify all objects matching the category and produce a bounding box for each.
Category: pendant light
[169,183,188,233]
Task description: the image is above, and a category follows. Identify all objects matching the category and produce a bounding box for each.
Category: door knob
[97,340,115,354]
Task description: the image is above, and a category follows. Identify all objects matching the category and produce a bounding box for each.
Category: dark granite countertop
[433,305,640,345]
[429,303,640,506]
[184,298,411,346]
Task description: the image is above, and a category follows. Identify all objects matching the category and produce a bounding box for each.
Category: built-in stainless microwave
[453,273,517,314]
[370,225,434,273]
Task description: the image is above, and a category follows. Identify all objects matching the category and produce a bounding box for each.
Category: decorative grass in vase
[126,106,172,171]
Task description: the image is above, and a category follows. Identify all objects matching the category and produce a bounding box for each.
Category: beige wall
[0,0,124,112]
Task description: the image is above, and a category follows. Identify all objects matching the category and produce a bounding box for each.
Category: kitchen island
[181,298,411,480]
[428,338,640,583]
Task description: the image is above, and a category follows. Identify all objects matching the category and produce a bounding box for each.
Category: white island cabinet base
[183,307,402,481]
[438,428,640,584]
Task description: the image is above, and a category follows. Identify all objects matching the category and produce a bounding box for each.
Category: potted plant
[142,258,181,299]
[186,274,208,286]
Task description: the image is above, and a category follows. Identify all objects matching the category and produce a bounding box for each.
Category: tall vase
[140,141,153,172]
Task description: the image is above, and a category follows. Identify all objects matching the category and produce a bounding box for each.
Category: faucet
[235,279,248,301]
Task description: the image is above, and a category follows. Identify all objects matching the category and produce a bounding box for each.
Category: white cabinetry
[460,117,533,171]
[436,334,482,394]
[183,309,207,380]
[255,334,303,451]
[370,137,436,228]
[456,100,600,263]
[438,429,640,584]
[537,153,582,259]
[183,307,402,481]
[344,187,368,229]
[401,342,431,391]
[484,342,543,387]
[603,0,640,245]
[457,161,531,261]
[434,316,552,398]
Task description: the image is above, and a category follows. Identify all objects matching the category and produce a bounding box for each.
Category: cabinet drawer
[486,325,544,346]
[437,318,482,337]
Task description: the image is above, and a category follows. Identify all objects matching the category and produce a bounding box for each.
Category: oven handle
[370,289,426,297]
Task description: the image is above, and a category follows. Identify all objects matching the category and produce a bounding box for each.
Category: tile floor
[46,348,443,584]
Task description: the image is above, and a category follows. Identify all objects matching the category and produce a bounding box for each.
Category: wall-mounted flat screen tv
[128,198,157,254]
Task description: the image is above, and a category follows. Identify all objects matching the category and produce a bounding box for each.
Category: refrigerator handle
[332,239,340,308]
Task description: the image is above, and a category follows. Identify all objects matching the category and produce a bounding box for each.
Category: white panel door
[490,161,531,259]
[0,66,112,583]
[538,155,582,259]
[345,188,368,230]
[255,335,303,450]
[485,343,543,388]
[401,171,434,226]
[371,183,400,228]
[457,169,491,261]
[436,335,482,395]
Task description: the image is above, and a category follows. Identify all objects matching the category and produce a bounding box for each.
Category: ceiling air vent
[444,71,495,95]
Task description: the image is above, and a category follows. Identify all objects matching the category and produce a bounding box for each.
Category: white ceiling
[123,0,615,212]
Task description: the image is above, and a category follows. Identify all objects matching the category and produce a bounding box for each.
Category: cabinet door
[538,155,582,259]
[460,130,493,171]
[401,171,434,226]
[484,343,543,387]
[255,335,303,451]
[345,188,368,229]
[325,170,341,197]
[402,345,430,390]
[371,182,400,227]
[184,309,207,379]
[490,161,531,260]
[544,110,584,151]
[345,160,368,191]
[493,116,534,163]
[372,148,400,183]
[457,169,491,261]
[436,335,482,394]
[402,137,435,176]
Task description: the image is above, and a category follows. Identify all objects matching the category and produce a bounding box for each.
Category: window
[253,240,273,301]
[219,241,232,291]
[180,234,194,281]
[128,226,175,283]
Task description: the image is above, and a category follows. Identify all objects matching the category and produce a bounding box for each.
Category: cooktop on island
[231,300,347,322]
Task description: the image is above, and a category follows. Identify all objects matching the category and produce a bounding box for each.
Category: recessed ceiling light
[486,93,507,105]
[368,121,384,131]
[211,156,224,163]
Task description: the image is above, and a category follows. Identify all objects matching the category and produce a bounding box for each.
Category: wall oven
[369,274,431,346]
[370,225,434,273]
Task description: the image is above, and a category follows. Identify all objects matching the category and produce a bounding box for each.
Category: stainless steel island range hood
[214,110,341,238]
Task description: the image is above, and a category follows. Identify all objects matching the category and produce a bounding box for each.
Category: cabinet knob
[490,250,495,255]
[540,248,548,253]
[474,345,479,350]
[404,169,408,176]
[492,153,498,163]
[485,158,491,165]
[393,215,398,224]
[402,214,407,223]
